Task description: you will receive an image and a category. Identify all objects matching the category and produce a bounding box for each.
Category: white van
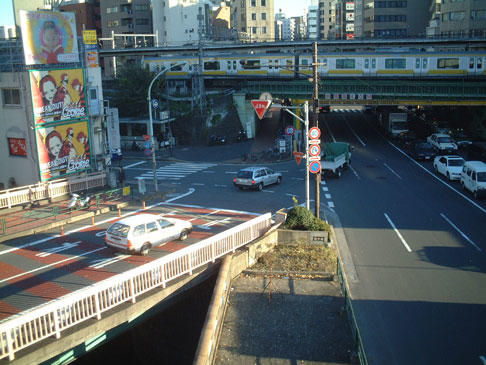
[460,161,486,199]
[105,213,193,255]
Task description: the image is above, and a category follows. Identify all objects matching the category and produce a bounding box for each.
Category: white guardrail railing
[0,172,107,210]
[0,212,272,361]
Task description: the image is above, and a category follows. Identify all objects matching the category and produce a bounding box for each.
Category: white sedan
[433,155,465,181]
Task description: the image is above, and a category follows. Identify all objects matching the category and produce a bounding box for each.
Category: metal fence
[337,258,368,365]
[0,212,272,361]
[0,172,107,210]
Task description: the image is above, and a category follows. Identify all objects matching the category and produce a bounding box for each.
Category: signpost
[309,144,321,157]
[285,125,295,136]
[309,160,321,174]
[251,100,271,120]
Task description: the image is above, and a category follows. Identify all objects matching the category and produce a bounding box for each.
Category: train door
[371,58,377,76]
[422,57,428,76]
[227,60,237,75]
[318,58,328,77]
[268,59,279,76]
[415,58,421,77]
[470,57,483,76]
[477,57,483,75]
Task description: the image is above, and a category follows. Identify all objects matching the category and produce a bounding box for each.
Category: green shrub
[284,206,331,234]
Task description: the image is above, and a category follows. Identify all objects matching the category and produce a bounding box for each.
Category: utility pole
[312,41,320,219]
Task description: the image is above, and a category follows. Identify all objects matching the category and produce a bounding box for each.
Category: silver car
[233,166,282,191]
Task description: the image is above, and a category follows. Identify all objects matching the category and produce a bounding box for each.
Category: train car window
[318,59,327,67]
[170,63,183,71]
[477,58,482,69]
[469,58,474,69]
[415,58,420,69]
[301,59,310,69]
[372,58,376,68]
[286,59,293,67]
[365,59,369,69]
[385,59,406,69]
[437,58,459,69]
[204,61,220,70]
[233,60,236,69]
[422,58,428,68]
[269,59,273,69]
[275,59,279,68]
[241,60,261,69]
[336,59,356,69]
[227,61,231,70]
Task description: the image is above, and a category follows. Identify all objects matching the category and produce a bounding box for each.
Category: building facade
[307,4,319,39]
[231,0,275,42]
[439,0,486,38]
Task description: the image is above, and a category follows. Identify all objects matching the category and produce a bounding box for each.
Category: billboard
[8,138,27,157]
[83,30,99,68]
[36,120,92,181]
[29,68,86,125]
[19,10,79,65]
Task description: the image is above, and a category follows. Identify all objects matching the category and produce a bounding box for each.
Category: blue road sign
[285,125,295,136]
[145,148,151,156]
[309,160,321,174]
[144,141,151,149]
[152,99,159,109]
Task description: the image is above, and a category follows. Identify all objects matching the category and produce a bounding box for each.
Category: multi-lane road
[122,108,486,364]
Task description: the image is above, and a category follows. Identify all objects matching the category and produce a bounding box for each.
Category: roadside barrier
[0,213,272,361]
[0,172,107,210]
[337,258,368,365]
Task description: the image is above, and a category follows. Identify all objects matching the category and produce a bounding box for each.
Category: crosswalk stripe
[136,162,217,181]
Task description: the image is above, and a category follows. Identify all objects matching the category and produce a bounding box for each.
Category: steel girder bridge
[238,79,486,106]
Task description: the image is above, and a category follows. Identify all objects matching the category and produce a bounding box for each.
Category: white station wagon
[105,213,193,255]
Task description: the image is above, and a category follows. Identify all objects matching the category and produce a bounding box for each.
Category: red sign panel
[293,151,303,165]
[8,138,27,157]
[309,127,321,139]
[251,100,271,120]
[143,134,151,142]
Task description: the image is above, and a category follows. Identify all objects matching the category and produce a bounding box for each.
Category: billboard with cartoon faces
[19,10,79,65]
[29,68,86,125]
[36,120,92,181]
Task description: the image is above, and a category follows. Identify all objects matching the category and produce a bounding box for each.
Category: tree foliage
[110,64,159,118]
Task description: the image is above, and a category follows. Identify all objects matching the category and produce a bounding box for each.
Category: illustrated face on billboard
[30,69,86,125]
[36,120,91,181]
[19,10,79,65]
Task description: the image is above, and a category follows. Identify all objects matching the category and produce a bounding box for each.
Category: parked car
[105,213,193,255]
[460,161,486,199]
[466,142,486,163]
[433,155,465,181]
[408,141,436,161]
[233,166,282,191]
[427,133,458,154]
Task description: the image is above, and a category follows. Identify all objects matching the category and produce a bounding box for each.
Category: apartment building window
[471,10,486,20]
[375,15,406,22]
[107,20,119,27]
[262,13,266,20]
[252,13,256,20]
[447,11,466,21]
[135,18,149,25]
[107,6,118,13]
[134,4,149,11]
[251,0,256,6]
[2,89,20,105]
[262,26,267,33]
[241,0,245,7]
[375,1,407,8]
[449,0,464,2]
[261,0,266,6]
[252,27,257,33]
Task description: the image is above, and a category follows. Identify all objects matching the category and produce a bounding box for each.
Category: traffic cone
[60,224,64,236]
[142,200,146,210]
[91,216,95,226]
[118,207,121,218]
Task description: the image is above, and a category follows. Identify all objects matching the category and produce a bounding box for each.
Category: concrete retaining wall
[278,229,331,246]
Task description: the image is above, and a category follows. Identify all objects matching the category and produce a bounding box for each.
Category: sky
[0,0,15,26]
[275,0,310,18]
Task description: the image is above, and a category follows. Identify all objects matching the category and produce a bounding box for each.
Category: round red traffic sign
[285,125,295,136]
[309,127,321,139]
[144,148,151,156]
[309,144,321,157]
[309,160,321,174]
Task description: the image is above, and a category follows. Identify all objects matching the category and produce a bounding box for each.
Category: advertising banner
[19,10,79,65]
[29,68,86,125]
[36,120,91,181]
[8,138,27,157]
[83,30,99,68]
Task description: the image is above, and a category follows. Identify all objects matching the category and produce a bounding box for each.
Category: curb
[242,269,336,280]
[0,201,130,243]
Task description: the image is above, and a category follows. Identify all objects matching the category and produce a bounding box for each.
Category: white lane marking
[343,117,366,147]
[383,163,403,180]
[192,183,205,186]
[349,165,361,180]
[0,247,106,284]
[202,171,215,173]
[262,190,275,193]
[325,194,331,199]
[479,355,486,365]
[322,186,329,192]
[286,193,298,197]
[388,140,486,215]
[293,177,305,181]
[36,241,81,257]
[225,171,237,174]
[0,189,196,257]
[189,210,220,222]
[214,184,227,187]
[123,161,146,169]
[328,202,335,208]
[440,213,482,252]
[384,213,412,252]
[320,180,326,185]
[198,217,231,229]
[90,254,130,269]
[322,119,336,142]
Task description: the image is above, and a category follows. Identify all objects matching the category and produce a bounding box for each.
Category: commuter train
[142,51,486,78]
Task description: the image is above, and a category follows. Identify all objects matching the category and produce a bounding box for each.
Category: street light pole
[147,63,185,192]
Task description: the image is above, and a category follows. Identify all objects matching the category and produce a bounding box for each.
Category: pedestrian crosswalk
[136,162,217,180]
